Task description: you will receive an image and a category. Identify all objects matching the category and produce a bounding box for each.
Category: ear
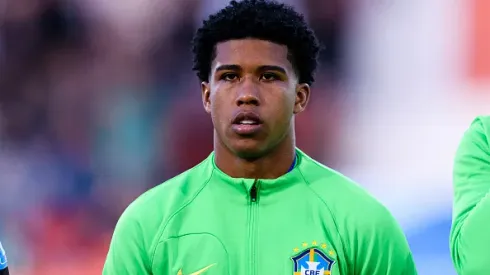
[293,83,310,114]
[201,81,212,114]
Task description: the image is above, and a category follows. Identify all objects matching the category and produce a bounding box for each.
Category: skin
[201,39,311,179]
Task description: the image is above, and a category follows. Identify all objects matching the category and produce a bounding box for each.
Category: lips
[232,111,263,125]
[231,111,263,135]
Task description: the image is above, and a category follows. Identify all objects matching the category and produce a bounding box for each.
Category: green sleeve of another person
[450,116,490,274]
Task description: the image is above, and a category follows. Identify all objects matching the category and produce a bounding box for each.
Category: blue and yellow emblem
[291,241,335,275]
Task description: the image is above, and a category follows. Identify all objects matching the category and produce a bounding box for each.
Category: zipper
[250,182,258,202]
[249,179,259,275]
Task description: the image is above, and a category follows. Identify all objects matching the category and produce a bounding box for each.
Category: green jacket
[103,149,416,275]
[451,116,490,274]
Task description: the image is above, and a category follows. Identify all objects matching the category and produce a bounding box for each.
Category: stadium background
[0,0,489,274]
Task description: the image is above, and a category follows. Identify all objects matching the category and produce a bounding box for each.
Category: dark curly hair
[192,0,321,85]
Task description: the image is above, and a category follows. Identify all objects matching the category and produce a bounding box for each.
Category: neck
[214,132,296,179]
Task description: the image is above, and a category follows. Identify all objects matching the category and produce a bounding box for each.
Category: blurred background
[0,0,488,274]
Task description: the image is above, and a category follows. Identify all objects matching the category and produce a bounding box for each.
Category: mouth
[231,111,263,135]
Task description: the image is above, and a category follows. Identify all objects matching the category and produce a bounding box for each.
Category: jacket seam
[162,232,231,275]
[149,166,214,268]
[297,164,350,274]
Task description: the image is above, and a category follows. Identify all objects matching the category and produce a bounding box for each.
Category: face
[202,39,310,159]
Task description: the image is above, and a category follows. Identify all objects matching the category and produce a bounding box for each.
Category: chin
[229,140,267,160]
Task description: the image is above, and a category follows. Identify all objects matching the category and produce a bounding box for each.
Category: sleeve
[352,206,418,275]
[103,208,152,275]
[0,242,9,275]
[450,116,490,274]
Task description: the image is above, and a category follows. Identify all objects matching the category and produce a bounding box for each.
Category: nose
[236,78,260,106]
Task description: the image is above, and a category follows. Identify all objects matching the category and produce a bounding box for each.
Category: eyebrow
[215,64,242,72]
[215,64,287,75]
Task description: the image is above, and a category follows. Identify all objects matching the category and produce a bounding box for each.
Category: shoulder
[474,115,490,128]
[461,115,490,144]
[114,156,213,249]
[460,116,490,149]
[122,156,212,224]
[130,156,212,212]
[299,151,385,212]
[298,151,401,235]
[454,116,490,175]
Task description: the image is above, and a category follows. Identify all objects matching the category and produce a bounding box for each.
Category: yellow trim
[309,249,315,262]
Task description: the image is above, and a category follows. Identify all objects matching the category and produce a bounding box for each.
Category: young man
[103,1,417,274]
[451,116,490,274]
[0,242,9,275]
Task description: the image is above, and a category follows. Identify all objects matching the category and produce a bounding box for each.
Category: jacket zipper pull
[250,180,258,202]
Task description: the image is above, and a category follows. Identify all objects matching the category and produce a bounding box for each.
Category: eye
[260,72,279,81]
[221,73,239,81]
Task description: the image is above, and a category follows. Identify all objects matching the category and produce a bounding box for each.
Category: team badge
[0,242,7,270]
[291,241,335,275]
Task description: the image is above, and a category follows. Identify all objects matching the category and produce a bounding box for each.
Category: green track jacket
[103,149,416,275]
[451,116,490,274]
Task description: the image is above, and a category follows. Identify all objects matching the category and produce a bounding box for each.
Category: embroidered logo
[291,241,335,275]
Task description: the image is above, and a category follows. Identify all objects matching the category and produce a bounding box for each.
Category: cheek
[287,94,297,110]
[210,92,229,127]
[271,87,296,108]
[268,96,294,126]
[280,91,297,112]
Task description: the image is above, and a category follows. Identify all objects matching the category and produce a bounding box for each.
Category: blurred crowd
[0,0,347,273]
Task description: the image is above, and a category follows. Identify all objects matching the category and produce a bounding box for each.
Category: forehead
[213,39,293,72]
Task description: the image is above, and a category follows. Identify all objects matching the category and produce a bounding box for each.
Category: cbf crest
[291,241,335,275]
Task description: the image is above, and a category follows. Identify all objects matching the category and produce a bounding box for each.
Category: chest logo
[291,241,335,275]
[177,263,216,275]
